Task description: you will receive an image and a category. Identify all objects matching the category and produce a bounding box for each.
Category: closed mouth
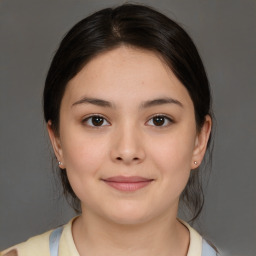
[101,176,154,192]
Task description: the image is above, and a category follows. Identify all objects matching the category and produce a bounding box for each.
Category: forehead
[77,46,172,83]
[63,46,193,109]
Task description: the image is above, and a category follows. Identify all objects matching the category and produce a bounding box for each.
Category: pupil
[92,116,103,126]
[153,116,164,126]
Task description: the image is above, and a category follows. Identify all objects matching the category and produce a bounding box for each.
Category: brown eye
[83,115,110,127]
[147,115,173,127]
[91,116,104,126]
[153,116,165,126]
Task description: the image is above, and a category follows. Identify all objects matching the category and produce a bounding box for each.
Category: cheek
[60,131,110,203]
[61,130,108,179]
[150,131,195,171]
[148,128,196,191]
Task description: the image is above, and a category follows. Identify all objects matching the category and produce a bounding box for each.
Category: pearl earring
[58,161,62,166]
[194,161,198,165]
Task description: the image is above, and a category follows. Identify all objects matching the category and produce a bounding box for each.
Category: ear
[191,115,212,169]
[47,120,65,169]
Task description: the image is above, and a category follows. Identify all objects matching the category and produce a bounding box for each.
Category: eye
[147,115,174,127]
[82,115,110,127]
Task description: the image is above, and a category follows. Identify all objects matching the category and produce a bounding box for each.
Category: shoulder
[1,217,78,256]
[202,239,219,256]
[177,218,219,256]
[1,229,52,256]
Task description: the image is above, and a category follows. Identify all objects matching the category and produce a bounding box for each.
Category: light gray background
[0,0,255,255]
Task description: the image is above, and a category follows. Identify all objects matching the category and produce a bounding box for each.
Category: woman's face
[48,46,211,225]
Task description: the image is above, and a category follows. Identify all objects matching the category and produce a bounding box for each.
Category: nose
[110,122,146,165]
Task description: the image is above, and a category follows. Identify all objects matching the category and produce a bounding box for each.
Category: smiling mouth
[101,176,154,192]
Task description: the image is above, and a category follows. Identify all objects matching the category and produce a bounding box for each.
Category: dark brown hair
[43,3,214,222]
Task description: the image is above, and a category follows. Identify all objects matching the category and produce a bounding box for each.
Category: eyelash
[82,114,174,128]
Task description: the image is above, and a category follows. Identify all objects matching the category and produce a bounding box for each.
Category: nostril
[116,156,139,161]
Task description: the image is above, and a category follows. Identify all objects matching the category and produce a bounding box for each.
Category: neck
[72,207,189,256]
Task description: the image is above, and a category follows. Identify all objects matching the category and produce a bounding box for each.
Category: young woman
[2,3,219,256]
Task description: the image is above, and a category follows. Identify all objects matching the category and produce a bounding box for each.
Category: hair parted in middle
[43,3,214,222]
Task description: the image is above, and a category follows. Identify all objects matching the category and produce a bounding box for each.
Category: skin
[48,46,211,256]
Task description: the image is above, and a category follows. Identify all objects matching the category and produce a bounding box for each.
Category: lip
[102,176,154,192]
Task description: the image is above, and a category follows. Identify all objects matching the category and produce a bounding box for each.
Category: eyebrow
[72,96,183,109]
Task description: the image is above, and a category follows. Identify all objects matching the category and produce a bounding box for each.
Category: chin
[105,206,153,226]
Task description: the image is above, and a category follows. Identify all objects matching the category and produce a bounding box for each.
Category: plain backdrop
[0,0,255,255]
